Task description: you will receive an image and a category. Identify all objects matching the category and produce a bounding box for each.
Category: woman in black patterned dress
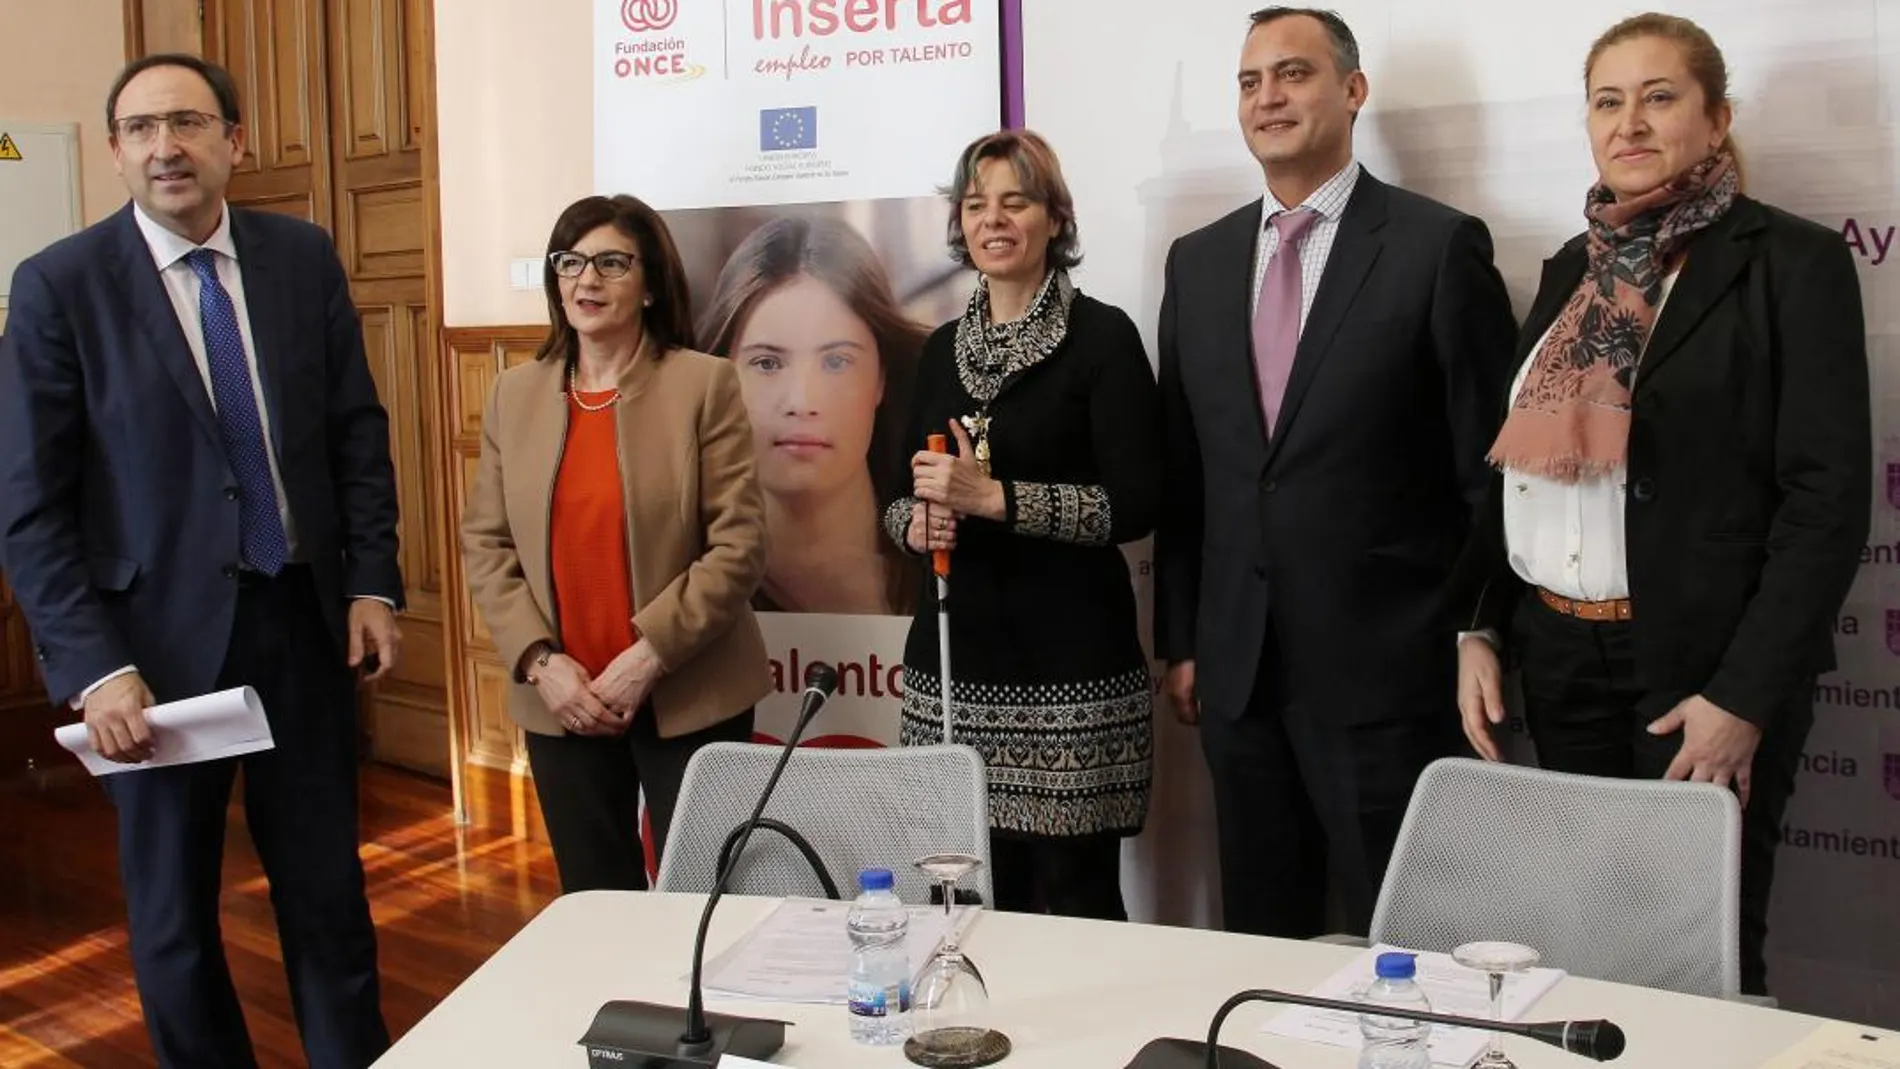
[883,129,1162,920]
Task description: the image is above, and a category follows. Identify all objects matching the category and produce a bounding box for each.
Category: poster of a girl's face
[699,216,935,616]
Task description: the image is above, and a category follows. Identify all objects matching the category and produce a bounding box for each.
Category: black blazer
[1453,195,1870,727]
[1153,172,1519,722]
[0,204,402,704]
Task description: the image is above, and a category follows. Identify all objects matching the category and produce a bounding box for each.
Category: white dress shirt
[1459,269,1679,650]
[132,202,304,557]
[1501,268,1682,602]
[1250,159,1362,330]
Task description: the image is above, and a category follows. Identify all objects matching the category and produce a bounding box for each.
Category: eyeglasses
[113,110,233,146]
[548,250,639,280]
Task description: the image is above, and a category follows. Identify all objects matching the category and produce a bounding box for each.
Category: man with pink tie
[1153,6,1517,937]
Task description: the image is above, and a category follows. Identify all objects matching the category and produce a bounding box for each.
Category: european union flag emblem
[760,107,817,151]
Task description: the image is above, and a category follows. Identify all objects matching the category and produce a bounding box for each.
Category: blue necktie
[185,249,289,576]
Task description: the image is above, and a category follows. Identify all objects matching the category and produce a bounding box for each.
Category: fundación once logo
[610,0,700,82]
[621,0,678,33]
[1887,610,1900,655]
[1886,753,1900,802]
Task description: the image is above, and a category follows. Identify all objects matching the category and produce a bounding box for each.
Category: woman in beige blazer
[462,194,772,893]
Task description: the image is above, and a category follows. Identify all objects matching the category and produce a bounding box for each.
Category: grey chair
[1365,756,1742,999]
[654,742,993,907]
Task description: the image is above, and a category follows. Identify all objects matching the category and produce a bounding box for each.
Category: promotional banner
[594,1,1006,746]
[596,0,1000,209]
[1022,0,1900,1027]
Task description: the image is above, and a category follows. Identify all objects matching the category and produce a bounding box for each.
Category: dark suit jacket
[1452,195,1870,727]
[1154,172,1518,722]
[0,204,402,705]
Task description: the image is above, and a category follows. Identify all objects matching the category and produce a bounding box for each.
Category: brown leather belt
[1536,586,1632,622]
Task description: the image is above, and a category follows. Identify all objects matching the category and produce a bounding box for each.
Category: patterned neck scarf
[1487,151,1739,481]
[952,268,1074,405]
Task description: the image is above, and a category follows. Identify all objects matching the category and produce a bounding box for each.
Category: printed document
[701,897,978,1004]
[55,686,272,776]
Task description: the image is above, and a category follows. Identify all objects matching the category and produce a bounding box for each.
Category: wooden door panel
[127,0,205,57]
[212,0,265,177]
[326,0,444,773]
[212,0,330,227]
[406,304,445,605]
[242,193,318,220]
[401,0,428,153]
[337,0,394,162]
[347,182,426,278]
[355,297,440,624]
[265,0,321,171]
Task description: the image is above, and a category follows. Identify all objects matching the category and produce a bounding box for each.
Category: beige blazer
[460,343,772,738]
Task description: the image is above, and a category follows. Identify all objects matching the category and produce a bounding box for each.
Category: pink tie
[1252,207,1319,436]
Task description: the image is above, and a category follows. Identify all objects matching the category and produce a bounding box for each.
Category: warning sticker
[0,133,21,161]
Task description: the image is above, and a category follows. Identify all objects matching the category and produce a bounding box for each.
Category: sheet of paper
[1756,1020,1900,1069]
[716,1058,790,1068]
[54,686,273,776]
[700,897,979,1004]
[1260,943,1566,1068]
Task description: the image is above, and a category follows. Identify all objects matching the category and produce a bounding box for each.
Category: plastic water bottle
[846,868,911,1045]
[1358,951,1433,1069]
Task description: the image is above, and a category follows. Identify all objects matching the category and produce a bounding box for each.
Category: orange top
[550,391,637,677]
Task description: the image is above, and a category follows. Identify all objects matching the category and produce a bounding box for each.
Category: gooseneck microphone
[1124,987,1625,1068]
[577,661,840,1068]
[680,660,838,1049]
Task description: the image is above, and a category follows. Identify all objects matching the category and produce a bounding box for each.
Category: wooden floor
[0,765,559,1067]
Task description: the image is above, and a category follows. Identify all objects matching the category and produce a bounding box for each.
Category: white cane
[927,433,955,744]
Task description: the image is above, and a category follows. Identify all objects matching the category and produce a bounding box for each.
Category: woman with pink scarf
[1452,12,1869,997]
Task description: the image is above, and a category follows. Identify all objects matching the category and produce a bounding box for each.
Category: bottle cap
[1374,952,1418,980]
[859,867,895,891]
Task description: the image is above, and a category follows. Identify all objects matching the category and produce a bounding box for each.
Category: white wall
[1026,0,1900,1026]
[435,0,593,327]
[0,0,126,330]
[0,0,127,227]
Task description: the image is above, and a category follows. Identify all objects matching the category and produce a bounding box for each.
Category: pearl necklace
[568,362,621,412]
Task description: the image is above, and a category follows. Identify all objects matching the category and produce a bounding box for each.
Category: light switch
[509,257,541,290]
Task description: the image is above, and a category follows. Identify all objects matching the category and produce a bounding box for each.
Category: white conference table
[376,891,1830,1068]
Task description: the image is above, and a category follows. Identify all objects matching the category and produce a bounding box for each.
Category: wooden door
[121,0,452,775]
[0,579,63,778]
[440,327,550,838]
[320,0,449,775]
[0,2,448,779]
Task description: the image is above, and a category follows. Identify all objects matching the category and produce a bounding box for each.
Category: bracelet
[523,641,555,685]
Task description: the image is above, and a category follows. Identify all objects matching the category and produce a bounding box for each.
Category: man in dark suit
[0,55,402,1067]
[1153,7,1517,938]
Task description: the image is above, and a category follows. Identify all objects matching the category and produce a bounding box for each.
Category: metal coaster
[904,1026,1012,1067]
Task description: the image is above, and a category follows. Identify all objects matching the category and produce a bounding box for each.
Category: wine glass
[1452,941,1541,1069]
[905,853,1010,1067]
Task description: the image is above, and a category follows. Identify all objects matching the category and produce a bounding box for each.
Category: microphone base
[1123,1037,1282,1069]
[578,1000,788,1068]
